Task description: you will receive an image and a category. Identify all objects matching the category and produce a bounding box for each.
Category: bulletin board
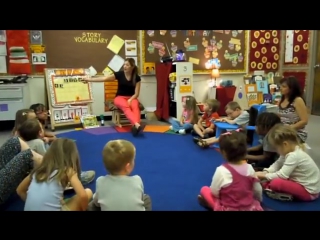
[142,30,248,73]
[249,30,281,72]
[283,30,310,66]
[282,71,307,92]
[1,30,140,75]
[41,31,140,74]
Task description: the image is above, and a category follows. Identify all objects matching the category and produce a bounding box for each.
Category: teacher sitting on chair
[82,58,142,136]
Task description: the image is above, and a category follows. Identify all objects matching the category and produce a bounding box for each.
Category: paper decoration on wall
[283,30,310,65]
[249,30,280,72]
[234,85,248,109]
[30,31,43,45]
[179,76,192,93]
[256,80,269,94]
[6,30,31,74]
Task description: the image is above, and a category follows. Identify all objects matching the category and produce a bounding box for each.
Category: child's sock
[178,129,186,134]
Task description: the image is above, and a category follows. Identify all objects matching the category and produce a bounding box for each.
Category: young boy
[217,101,249,127]
[193,99,220,138]
[18,119,47,156]
[194,101,249,148]
[88,140,151,211]
[246,112,281,170]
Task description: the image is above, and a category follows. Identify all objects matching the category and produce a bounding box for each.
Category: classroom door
[311,31,320,115]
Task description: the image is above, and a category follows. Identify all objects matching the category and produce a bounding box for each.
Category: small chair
[212,122,239,148]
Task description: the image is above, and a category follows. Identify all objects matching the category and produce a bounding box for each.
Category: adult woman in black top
[82,58,142,135]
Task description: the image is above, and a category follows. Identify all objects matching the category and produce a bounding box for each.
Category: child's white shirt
[265,146,320,194]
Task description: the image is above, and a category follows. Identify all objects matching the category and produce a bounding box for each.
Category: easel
[44,68,93,131]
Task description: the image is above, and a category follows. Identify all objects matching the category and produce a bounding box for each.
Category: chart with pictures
[284,30,310,65]
[249,30,280,72]
[142,30,248,73]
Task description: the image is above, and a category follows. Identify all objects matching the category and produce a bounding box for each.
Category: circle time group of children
[166,95,320,210]
[4,95,320,211]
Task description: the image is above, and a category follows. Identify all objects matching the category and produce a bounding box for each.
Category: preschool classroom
[0,30,320,211]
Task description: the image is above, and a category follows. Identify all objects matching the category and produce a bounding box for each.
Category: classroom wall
[26,73,244,116]
[2,30,315,116]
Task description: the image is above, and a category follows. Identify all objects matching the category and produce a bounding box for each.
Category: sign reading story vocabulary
[47,68,93,105]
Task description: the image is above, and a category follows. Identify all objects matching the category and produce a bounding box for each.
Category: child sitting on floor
[12,109,37,135]
[168,96,198,134]
[193,99,220,138]
[29,103,95,185]
[194,101,249,148]
[198,130,263,211]
[88,139,151,211]
[256,124,320,201]
[17,138,93,211]
[30,103,56,143]
[246,112,281,170]
[18,119,47,156]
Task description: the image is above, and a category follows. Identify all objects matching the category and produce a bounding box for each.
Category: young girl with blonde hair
[256,124,320,201]
[17,138,92,211]
[168,96,198,134]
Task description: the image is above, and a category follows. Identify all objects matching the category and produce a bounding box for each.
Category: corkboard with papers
[42,30,140,74]
[142,30,248,73]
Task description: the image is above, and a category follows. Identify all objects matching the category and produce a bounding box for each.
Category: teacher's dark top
[114,71,141,96]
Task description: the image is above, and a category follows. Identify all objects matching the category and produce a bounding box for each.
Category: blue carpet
[262,193,320,211]
[3,130,320,211]
[3,131,223,211]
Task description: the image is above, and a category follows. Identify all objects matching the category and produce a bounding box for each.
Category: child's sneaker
[178,129,186,134]
[264,189,293,201]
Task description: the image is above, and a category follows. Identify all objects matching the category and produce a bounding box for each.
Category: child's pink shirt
[182,109,193,123]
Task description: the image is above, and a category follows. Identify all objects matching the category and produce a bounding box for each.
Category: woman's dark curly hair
[279,76,304,107]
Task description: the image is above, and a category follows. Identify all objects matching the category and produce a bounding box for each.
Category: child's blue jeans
[168,117,193,132]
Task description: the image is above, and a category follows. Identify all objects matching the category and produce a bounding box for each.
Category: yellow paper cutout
[189,57,199,65]
[229,38,241,45]
[30,45,45,53]
[107,35,125,54]
[103,67,114,76]
[143,62,155,74]
[52,76,91,104]
[180,86,192,93]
